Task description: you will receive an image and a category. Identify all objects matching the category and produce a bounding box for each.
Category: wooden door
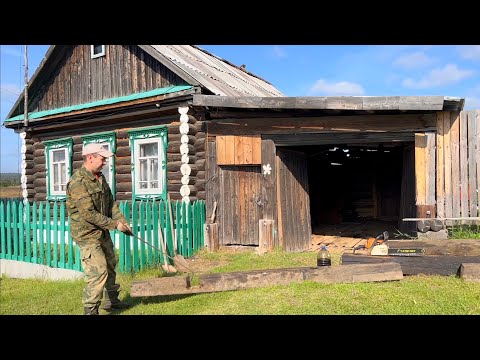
[277,149,311,252]
[219,165,262,245]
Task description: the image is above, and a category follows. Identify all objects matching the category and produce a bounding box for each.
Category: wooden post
[258,219,274,254]
[204,223,219,252]
[458,263,480,282]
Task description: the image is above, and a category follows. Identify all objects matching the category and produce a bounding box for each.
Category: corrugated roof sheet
[150,45,284,97]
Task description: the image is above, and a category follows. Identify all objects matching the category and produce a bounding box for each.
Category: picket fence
[0,199,206,273]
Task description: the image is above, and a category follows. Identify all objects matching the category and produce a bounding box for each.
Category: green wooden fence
[0,198,206,273]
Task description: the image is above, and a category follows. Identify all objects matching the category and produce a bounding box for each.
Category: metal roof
[148,45,284,97]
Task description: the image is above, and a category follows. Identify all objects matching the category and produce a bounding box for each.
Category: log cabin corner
[3,45,476,255]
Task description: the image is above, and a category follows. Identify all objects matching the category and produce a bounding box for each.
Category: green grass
[2,248,480,315]
[448,225,480,239]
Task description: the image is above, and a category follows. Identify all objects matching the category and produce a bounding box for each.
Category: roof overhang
[4,85,196,129]
[192,95,465,112]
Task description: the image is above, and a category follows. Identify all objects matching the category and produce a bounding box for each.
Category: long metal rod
[127,232,194,274]
[23,45,28,127]
[403,217,480,221]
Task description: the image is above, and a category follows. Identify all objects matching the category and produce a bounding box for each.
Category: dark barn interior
[293,142,414,240]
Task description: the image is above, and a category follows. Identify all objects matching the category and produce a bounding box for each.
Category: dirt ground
[0,186,21,198]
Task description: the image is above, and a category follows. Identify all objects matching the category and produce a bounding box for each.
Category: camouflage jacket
[66,165,127,244]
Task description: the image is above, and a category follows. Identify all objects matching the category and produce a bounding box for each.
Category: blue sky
[1,45,480,173]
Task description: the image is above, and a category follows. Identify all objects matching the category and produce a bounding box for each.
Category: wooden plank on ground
[130,263,403,297]
[341,253,480,276]
[458,263,480,282]
[385,239,480,256]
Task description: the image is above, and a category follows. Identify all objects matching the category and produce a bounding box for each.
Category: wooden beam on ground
[386,239,480,256]
[342,253,480,276]
[130,263,403,297]
[458,263,480,282]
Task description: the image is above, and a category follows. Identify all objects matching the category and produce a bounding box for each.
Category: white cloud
[458,45,480,60]
[0,45,22,57]
[393,51,433,69]
[272,46,287,59]
[308,79,365,96]
[402,64,474,89]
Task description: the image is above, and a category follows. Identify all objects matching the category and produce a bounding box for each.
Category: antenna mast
[23,45,28,127]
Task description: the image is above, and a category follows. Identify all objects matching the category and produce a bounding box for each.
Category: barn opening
[293,141,415,241]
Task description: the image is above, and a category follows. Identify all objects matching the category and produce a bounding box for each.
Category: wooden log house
[3,45,476,253]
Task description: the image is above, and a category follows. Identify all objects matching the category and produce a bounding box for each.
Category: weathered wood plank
[342,253,480,276]
[459,111,469,219]
[444,112,453,220]
[362,96,400,110]
[415,133,426,206]
[468,111,478,218]
[193,95,444,111]
[258,219,274,253]
[450,112,461,218]
[425,132,436,205]
[206,114,437,135]
[261,139,277,232]
[458,263,480,282]
[205,139,218,225]
[398,96,444,110]
[436,112,445,218]
[204,223,219,252]
[325,97,363,110]
[386,239,480,256]
[130,263,403,297]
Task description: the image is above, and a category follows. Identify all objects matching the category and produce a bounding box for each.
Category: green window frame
[44,137,73,201]
[128,125,168,201]
[82,131,117,197]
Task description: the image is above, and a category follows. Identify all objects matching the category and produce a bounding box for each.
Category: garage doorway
[293,142,415,243]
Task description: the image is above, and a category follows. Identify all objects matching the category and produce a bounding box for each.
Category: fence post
[124,201,131,273]
[32,202,38,263]
[25,201,31,262]
[45,201,51,267]
[60,202,66,268]
[53,201,58,267]
[0,201,5,259]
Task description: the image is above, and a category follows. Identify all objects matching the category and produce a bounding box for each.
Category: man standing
[66,143,132,315]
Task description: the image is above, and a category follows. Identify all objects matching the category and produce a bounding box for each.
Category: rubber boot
[84,303,100,315]
[103,290,131,311]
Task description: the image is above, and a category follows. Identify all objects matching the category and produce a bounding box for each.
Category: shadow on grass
[104,285,198,315]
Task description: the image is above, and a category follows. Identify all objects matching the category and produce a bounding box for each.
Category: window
[91,45,105,59]
[82,131,116,196]
[44,138,73,201]
[128,126,167,200]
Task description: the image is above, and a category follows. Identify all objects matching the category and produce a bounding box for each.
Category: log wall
[23,110,207,203]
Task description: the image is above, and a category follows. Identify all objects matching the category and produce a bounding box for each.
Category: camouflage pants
[78,238,119,308]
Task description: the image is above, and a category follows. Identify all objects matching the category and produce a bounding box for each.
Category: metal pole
[23,45,28,127]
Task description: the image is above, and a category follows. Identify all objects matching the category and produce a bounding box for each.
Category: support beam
[342,254,480,276]
[130,263,403,297]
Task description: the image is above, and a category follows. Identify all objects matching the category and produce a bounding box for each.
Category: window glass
[128,126,167,200]
[93,45,103,54]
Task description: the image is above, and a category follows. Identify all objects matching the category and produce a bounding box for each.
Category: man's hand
[117,221,133,235]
